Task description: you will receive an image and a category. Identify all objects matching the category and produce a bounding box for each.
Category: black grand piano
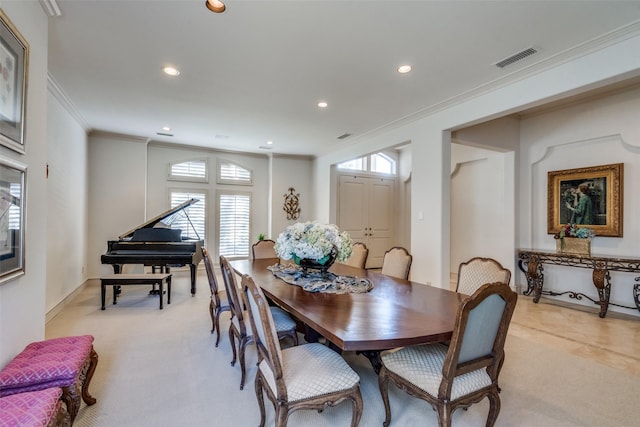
[101,198,204,295]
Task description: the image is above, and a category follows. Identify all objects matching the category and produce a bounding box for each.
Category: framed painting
[547,163,623,237]
[0,156,25,284]
[0,10,29,154]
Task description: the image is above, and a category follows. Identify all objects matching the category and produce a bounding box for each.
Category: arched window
[370,153,395,175]
[168,159,208,182]
[337,152,396,175]
[218,160,252,185]
[337,157,366,172]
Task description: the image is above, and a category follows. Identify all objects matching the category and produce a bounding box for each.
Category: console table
[517,249,640,318]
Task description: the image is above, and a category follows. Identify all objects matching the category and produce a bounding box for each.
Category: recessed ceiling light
[318,101,328,108]
[163,66,180,76]
[397,65,412,74]
[267,140,273,145]
[162,126,171,132]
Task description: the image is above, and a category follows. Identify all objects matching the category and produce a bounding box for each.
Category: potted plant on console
[554,224,596,256]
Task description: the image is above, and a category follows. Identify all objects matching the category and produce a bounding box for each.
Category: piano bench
[100,273,172,310]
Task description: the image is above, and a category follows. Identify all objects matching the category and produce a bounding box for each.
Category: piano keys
[101,198,204,295]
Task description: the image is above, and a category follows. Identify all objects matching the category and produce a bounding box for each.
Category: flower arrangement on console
[554,223,596,241]
[275,221,353,265]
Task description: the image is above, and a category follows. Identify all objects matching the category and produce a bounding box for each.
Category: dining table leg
[359,350,382,374]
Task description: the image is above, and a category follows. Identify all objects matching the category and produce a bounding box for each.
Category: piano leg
[189,264,197,296]
[111,265,122,295]
[149,266,170,295]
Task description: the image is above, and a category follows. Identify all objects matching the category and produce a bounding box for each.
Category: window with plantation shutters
[169,191,206,242]
[169,159,208,182]
[218,192,250,257]
[218,160,252,185]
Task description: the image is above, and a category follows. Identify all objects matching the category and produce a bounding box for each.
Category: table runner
[267,263,374,294]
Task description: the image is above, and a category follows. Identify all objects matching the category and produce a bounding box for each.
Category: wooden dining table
[231,258,464,371]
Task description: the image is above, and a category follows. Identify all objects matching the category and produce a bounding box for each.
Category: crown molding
[39,0,61,17]
[47,73,91,131]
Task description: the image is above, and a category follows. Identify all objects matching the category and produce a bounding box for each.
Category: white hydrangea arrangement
[275,221,353,265]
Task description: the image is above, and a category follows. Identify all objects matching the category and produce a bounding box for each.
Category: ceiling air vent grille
[495,47,538,69]
[337,133,352,140]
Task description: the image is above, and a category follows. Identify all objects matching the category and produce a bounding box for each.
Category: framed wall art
[0,10,29,154]
[547,163,623,237]
[0,155,25,284]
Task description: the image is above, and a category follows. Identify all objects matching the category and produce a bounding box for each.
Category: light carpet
[45,272,639,426]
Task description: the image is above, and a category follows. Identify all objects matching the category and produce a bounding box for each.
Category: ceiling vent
[337,133,352,140]
[156,132,173,137]
[258,145,272,150]
[494,47,538,69]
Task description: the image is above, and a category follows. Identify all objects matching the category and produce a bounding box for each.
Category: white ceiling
[46,1,640,157]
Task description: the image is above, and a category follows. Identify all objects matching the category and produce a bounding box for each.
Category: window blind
[219,193,250,257]
[169,159,207,182]
[170,191,206,241]
[218,161,252,184]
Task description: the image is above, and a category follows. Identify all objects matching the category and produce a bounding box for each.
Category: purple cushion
[0,335,94,397]
[0,388,62,427]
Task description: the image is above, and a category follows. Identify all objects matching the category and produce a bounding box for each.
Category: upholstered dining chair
[252,239,278,259]
[201,247,230,347]
[455,257,511,295]
[219,256,298,390]
[381,246,413,280]
[378,282,517,427]
[241,274,364,427]
[341,242,369,269]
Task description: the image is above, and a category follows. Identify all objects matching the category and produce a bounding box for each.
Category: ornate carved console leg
[592,267,611,318]
[519,256,545,302]
[633,277,640,312]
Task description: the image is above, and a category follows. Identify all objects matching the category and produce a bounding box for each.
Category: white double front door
[337,174,395,268]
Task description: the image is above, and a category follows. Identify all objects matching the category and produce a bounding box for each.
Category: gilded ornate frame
[547,163,623,237]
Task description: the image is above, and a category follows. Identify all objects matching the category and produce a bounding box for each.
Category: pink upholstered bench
[0,387,70,427]
[0,335,98,424]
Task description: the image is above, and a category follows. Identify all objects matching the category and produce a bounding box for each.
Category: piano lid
[118,198,200,240]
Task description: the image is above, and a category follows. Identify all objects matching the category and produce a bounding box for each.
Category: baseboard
[45,281,90,323]
[528,294,640,321]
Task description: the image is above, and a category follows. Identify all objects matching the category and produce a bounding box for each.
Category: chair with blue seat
[340,242,369,269]
[378,281,517,427]
[381,246,412,280]
[219,256,298,390]
[242,273,363,427]
[252,239,278,259]
[455,257,511,295]
[201,247,230,347]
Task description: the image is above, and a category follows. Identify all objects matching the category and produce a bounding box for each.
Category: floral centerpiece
[275,222,353,272]
[554,223,596,240]
[554,223,595,255]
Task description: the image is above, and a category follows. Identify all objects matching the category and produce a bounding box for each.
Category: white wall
[271,155,314,238]
[0,3,49,365]
[519,85,640,316]
[46,84,89,312]
[397,147,412,250]
[450,144,514,278]
[449,116,520,281]
[314,32,640,290]
[87,133,148,277]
